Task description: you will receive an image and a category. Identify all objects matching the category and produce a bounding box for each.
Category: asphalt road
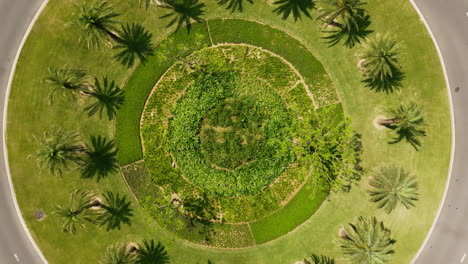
[411,0,468,263]
[0,0,47,263]
[0,1,466,264]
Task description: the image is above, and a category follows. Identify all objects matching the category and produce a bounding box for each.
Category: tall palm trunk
[379,118,399,126]
[95,23,122,42]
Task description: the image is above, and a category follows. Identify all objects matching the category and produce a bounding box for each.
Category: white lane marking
[13,253,19,262]
[460,253,466,263]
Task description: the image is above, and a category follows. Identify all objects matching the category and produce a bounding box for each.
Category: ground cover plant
[6,0,451,263]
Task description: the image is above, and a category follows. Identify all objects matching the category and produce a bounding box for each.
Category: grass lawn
[6,0,450,263]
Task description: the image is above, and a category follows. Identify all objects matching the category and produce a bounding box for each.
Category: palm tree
[45,66,90,103]
[85,77,125,120]
[357,34,403,92]
[272,0,314,21]
[316,0,367,31]
[379,102,426,150]
[218,0,253,13]
[52,189,99,234]
[135,239,169,264]
[368,166,418,214]
[159,0,206,31]
[100,242,137,264]
[113,23,154,68]
[98,192,134,231]
[321,13,371,48]
[74,1,120,48]
[81,136,119,181]
[304,254,335,264]
[33,127,85,176]
[340,216,395,264]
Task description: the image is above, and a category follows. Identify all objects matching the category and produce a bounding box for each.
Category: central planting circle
[168,72,293,196]
[134,34,337,246]
[200,95,266,170]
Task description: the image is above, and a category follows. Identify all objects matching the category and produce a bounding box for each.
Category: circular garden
[121,27,339,247]
[6,0,452,263]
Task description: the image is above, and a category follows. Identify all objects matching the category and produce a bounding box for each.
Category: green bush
[168,72,293,196]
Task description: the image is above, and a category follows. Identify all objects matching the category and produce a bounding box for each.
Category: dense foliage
[168,71,293,196]
[299,106,363,192]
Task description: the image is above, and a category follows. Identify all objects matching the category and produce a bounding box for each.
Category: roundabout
[1,0,456,263]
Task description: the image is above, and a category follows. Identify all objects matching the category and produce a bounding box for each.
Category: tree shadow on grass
[159,0,205,32]
[137,239,170,264]
[322,13,372,48]
[272,0,315,21]
[113,23,154,68]
[363,68,405,94]
[98,191,133,231]
[217,0,253,13]
[386,125,426,151]
[81,136,119,181]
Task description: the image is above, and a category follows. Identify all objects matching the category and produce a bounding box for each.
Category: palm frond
[74,1,120,48]
[45,66,90,103]
[33,127,85,176]
[100,242,137,264]
[52,189,99,234]
[368,166,418,213]
[317,0,367,31]
[340,216,395,264]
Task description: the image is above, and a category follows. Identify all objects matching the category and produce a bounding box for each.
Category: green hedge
[250,176,330,244]
[115,23,211,166]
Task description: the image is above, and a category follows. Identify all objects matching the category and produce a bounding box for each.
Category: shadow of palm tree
[159,0,205,32]
[217,0,253,13]
[388,125,426,151]
[322,13,372,48]
[113,23,154,68]
[136,239,170,264]
[305,253,335,264]
[363,68,404,93]
[81,136,118,181]
[98,191,133,231]
[273,0,314,21]
[85,77,125,120]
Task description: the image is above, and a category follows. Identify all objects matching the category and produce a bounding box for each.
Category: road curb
[3,0,50,263]
[408,0,456,263]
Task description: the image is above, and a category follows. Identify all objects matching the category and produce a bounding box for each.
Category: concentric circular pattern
[118,20,340,247]
[141,44,313,213]
[168,72,293,196]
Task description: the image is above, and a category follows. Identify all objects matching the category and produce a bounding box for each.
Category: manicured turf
[6,0,451,263]
[250,176,330,244]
